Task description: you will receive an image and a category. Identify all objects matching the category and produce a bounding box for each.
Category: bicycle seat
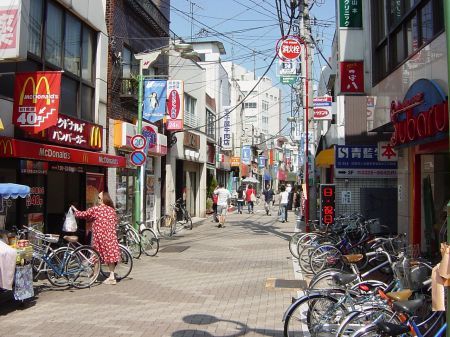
[375,321,410,336]
[63,235,79,243]
[392,299,423,315]
[386,289,412,301]
[342,254,364,264]
[332,273,358,286]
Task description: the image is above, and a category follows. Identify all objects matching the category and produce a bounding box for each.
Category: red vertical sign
[13,71,62,133]
[340,61,364,93]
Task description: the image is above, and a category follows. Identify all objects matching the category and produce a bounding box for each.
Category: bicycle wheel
[336,308,402,337]
[125,229,141,259]
[46,247,74,287]
[298,245,315,274]
[183,210,193,230]
[351,324,382,337]
[100,245,133,280]
[284,293,348,337]
[289,233,304,258]
[310,244,344,275]
[140,228,159,256]
[157,214,174,238]
[64,246,100,289]
[308,268,348,290]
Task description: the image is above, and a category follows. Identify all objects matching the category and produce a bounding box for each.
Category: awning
[0,136,126,168]
[316,148,334,167]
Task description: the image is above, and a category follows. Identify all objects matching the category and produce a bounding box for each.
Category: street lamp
[133,42,197,227]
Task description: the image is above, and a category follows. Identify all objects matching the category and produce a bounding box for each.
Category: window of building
[122,47,139,79]
[28,0,43,56]
[371,0,444,84]
[244,102,257,109]
[45,3,63,67]
[262,100,269,112]
[206,109,216,139]
[184,94,198,128]
[64,14,81,76]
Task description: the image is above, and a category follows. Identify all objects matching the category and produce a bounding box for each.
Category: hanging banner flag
[241,146,251,165]
[220,106,232,150]
[13,71,62,133]
[166,80,184,130]
[143,79,167,123]
[313,96,333,120]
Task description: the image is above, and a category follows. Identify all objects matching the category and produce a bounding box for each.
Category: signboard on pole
[320,184,335,227]
[131,134,146,150]
[143,79,167,123]
[220,106,232,150]
[340,61,364,93]
[13,71,62,133]
[313,96,333,120]
[130,150,146,166]
[230,156,240,167]
[277,37,301,60]
[241,146,251,165]
[166,80,184,130]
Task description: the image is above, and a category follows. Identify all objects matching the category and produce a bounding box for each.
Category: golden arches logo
[19,76,52,105]
[0,139,13,156]
[82,153,89,163]
[90,126,102,149]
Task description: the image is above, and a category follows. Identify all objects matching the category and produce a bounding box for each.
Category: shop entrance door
[186,171,197,217]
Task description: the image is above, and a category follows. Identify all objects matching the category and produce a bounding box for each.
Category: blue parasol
[0,183,31,199]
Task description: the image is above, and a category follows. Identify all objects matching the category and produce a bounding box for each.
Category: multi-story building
[105,0,170,225]
[0,0,124,236]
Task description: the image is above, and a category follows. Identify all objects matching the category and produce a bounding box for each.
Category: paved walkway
[0,206,301,337]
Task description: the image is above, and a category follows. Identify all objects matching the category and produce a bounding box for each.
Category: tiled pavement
[0,206,303,337]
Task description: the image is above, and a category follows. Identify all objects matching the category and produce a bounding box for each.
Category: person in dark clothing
[262,184,274,215]
[237,186,245,214]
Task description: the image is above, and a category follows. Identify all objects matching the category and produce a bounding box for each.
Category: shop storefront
[112,120,167,225]
[0,135,125,236]
[390,79,450,257]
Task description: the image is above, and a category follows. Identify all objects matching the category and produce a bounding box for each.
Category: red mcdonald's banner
[13,71,62,133]
[0,136,125,168]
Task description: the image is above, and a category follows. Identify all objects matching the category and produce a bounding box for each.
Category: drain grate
[160,245,190,253]
[266,278,307,290]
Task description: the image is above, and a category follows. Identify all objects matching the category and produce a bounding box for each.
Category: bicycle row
[283,213,445,337]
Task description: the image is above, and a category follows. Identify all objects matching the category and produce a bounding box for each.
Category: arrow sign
[130,150,146,166]
[131,134,146,150]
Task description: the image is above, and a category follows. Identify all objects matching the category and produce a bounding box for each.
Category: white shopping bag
[62,208,78,232]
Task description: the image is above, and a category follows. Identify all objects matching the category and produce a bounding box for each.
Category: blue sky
[169,0,336,128]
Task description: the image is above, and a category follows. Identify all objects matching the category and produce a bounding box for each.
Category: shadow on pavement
[172,314,283,337]
[235,217,292,241]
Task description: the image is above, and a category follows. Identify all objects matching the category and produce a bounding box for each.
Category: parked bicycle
[157,198,193,238]
[118,215,159,258]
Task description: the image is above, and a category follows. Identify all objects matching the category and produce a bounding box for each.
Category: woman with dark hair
[71,191,120,285]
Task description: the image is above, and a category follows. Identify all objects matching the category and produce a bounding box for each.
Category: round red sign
[167,90,181,119]
[278,38,301,60]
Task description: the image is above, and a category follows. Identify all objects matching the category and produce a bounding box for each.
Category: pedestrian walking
[262,184,274,216]
[212,186,219,223]
[236,185,245,214]
[245,184,256,214]
[71,191,120,285]
[214,183,231,228]
[279,185,289,223]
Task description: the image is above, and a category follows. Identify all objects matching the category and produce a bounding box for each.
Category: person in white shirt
[214,183,231,228]
[279,185,290,223]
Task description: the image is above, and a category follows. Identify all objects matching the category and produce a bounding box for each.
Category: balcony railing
[184,112,200,129]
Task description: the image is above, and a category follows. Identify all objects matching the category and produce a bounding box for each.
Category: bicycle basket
[393,259,429,291]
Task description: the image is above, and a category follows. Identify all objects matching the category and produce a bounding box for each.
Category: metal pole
[304,40,310,232]
[443,0,450,334]
[134,61,144,229]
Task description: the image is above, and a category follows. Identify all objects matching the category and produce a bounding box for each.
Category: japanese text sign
[277,36,301,60]
[230,156,240,167]
[0,0,28,60]
[377,141,397,162]
[25,114,103,151]
[339,0,362,28]
[13,71,62,133]
[220,107,232,150]
[143,79,167,123]
[335,145,397,178]
[313,96,333,120]
[340,61,364,93]
[320,184,335,227]
[166,80,184,130]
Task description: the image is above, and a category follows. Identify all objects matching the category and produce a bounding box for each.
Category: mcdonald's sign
[0,138,13,156]
[13,71,62,133]
[89,126,102,149]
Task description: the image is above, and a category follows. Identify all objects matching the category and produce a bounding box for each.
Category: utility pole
[298,0,314,228]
